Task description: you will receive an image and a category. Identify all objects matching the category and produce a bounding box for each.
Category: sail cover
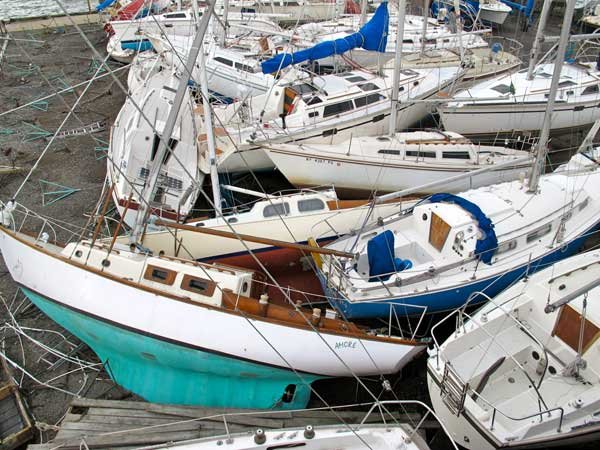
[427,193,498,265]
[261,1,389,74]
[96,0,117,11]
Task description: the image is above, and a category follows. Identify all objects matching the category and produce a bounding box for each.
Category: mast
[199,49,223,215]
[359,0,368,26]
[452,0,464,61]
[527,0,575,193]
[388,0,407,136]
[526,0,553,80]
[130,1,216,244]
[221,0,229,46]
[419,0,428,57]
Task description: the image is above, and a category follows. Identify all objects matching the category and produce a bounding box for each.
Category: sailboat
[0,4,426,411]
[142,400,457,449]
[315,0,600,319]
[107,68,206,225]
[263,131,533,197]
[428,247,600,449]
[438,0,600,141]
[106,8,282,63]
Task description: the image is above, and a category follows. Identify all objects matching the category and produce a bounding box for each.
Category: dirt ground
[0,4,596,448]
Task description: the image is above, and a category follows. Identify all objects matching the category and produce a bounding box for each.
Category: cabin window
[151,135,178,163]
[378,149,401,155]
[583,84,599,95]
[292,83,318,95]
[308,111,319,118]
[442,151,471,159]
[214,57,233,66]
[401,69,418,76]
[406,150,436,159]
[323,100,354,118]
[491,84,512,94]
[354,93,384,108]
[496,240,517,254]
[359,83,379,91]
[298,198,325,212]
[180,274,216,296]
[579,197,589,211]
[263,202,290,218]
[559,80,576,88]
[306,96,323,105]
[526,223,552,243]
[402,39,414,44]
[164,13,187,18]
[235,62,255,73]
[144,265,177,285]
[345,75,367,83]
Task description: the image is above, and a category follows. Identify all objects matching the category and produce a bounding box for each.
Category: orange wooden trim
[143,264,177,285]
[180,274,217,297]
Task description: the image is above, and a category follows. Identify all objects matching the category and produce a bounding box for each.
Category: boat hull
[319,226,595,318]
[439,100,600,140]
[266,146,530,196]
[427,364,600,449]
[22,287,316,409]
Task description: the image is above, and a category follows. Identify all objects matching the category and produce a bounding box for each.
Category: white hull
[265,144,531,195]
[0,228,423,379]
[479,7,510,25]
[439,99,600,137]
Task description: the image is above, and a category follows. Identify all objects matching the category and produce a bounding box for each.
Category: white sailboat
[438,62,600,140]
[141,401,457,450]
[107,8,282,63]
[130,33,279,100]
[427,247,600,449]
[264,131,532,197]
[107,69,206,224]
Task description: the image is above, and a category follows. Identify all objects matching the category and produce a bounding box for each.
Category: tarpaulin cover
[261,1,389,74]
[96,0,117,12]
[368,230,413,282]
[428,193,498,265]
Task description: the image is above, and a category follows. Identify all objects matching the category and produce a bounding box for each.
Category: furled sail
[261,1,389,74]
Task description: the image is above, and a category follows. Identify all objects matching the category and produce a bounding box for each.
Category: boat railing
[140,400,458,449]
[431,290,551,420]
[470,389,565,434]
[2,201,84,247]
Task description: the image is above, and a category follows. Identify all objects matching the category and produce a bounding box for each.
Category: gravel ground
[0,4,597,448]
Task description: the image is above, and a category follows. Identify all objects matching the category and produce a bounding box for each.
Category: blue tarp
[96,0,117,12]
[368,230,413,282]
[427,193,498,265]
[261,1,389,74]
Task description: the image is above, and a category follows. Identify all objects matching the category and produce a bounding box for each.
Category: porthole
[532,351,540,360]
[548,366,557,375]
[101,259,111,267]
[74,250,82,258]
[422,213,428,221]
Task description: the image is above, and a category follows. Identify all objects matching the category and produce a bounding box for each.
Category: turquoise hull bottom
[22,288,320,410]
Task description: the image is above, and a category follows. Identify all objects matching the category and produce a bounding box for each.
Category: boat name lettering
[335,340,357,349]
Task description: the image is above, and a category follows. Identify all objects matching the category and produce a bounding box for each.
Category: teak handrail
[154,220,356,259]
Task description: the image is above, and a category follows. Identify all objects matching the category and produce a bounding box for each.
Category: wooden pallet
[27,397,433,449]
[0,359,34,450]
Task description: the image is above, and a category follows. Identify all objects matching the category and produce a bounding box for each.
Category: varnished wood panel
[429,212,451,252]
[552,305,600,354]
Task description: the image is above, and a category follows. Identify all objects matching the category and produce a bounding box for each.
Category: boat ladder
[440,364,468,416]
[55,120,106,138]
